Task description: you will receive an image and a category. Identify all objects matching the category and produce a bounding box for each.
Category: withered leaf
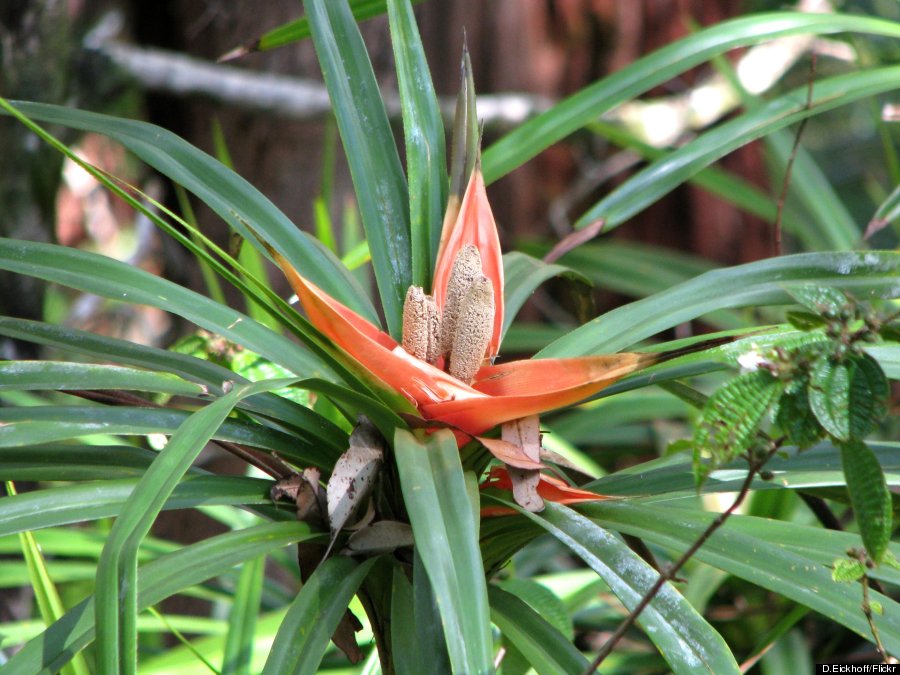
[326,418,385,537]
[502,415,544,512]
[344,521,414,556]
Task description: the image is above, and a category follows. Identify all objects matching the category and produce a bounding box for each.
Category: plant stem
[584,442,782,673]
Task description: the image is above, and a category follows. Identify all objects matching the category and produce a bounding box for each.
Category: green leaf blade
[261,556,376,675]
[394,429,493,674]
[387,0,447,289]
[483,13,900,183]
[304,0,412,338]
[840,439,893,563]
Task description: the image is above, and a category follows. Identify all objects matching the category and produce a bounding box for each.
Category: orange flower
[275,169,657,438]
[273,167,659,508]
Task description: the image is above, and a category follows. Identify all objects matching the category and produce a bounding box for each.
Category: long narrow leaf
[488,585,589,675]
[2,101,377,323]
[539,251,900,357]
[4,521,315,675]
[305,0,411,337]
[0,361,206,396]
[575,66,900,231]
[0,317,347,451]
[0,476,286,539]
[0,239,335,381]
[388,0,448,289]
[394,429,493,674]
[94,378,297,674]
[483,12,900,182]
[488,498,739,674]
[582,500,900,654]
[0,406,333,469]
[261,556,376,674]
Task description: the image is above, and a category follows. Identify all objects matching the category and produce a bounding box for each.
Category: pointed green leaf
[582,500,900,654]
[304,0,411,338]
[387,0,447,288]
[809,357,851,441]
[2,101,376,323]
[0,239,336,382]
[574,66,900,232]
[0,475,284,539]
[539,251,900,357]
[848,354,890,439]
[694,370,782,484]
[841,439,892,563]
[0,317,347,452]
[261,556,376,675]
[484,13,900,183]
[394,429,493,674]
[0,361,206,397]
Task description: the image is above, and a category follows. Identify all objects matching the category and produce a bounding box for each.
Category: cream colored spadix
[401,286,441,364]
[448,274,494,384]
[440,244,483,358]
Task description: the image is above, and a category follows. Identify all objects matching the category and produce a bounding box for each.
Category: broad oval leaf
[809,357,851,441]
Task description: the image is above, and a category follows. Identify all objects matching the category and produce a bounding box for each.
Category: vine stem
[584,442,782,674]
[773,51,817,257]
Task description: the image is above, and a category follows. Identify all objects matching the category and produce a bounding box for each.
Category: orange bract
[274,166,655,505]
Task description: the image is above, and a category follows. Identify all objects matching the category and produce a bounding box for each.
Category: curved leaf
[261,556,376,674]
[0,317,348,451]
[488,498,739,674]
[94,378,297,673]
[576,66,900,231]
[0,239,335,381]
[3,101,376,324]
[483,12,900,182]
[304,0,411,337]
[539,251,900,357]
[0,475,287,539]
[502,252,590,339]
[0,406,334,469]
[394,429,493,674]
[3,522,315,675]
[582,500,900,654]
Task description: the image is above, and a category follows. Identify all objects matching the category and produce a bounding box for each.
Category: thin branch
[88,39,550,128]
[773,52,817,256]
[584,442,783,674]
[67,389,292,479]
[861,568,889,662]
